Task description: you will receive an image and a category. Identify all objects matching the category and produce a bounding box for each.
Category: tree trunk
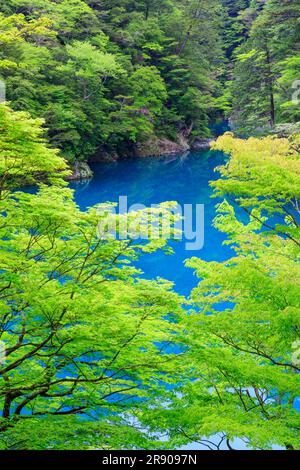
[177,29,191,56]
[145,1,150,20]
[265,46,276,127]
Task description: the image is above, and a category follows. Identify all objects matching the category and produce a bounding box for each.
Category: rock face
[191,137,215,150]
[67,161,93,181]
[135,135,190,157]
[90,150,119,163]
[272,123,300,137]
[66,135,216,172]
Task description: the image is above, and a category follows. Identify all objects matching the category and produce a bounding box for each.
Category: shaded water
[71,149,233,296]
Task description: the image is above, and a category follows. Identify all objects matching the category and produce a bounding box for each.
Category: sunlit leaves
[175,133,300,450]
[0,103,184,450]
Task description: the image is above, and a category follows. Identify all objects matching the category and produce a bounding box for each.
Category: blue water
[70,149,233,296]
[70,150,281,451]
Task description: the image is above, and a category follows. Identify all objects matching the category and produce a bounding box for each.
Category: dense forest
[0,0,299,452]
[0,0,299,164]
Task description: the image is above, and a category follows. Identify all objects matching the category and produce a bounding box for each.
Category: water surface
[71,150,232,296]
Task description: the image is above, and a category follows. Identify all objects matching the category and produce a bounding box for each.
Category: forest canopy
[0,1,299,163]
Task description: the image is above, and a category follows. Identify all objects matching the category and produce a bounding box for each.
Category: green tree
[0,104,69,195]
[229,0,300,134]
[104,66,167,147]
[142,133,300,450]
[278,56,300,124]
[61,41,124,101]
[221,0,250,57]
[0,0,227,158]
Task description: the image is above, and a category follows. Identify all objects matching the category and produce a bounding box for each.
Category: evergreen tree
[228,0,300,134]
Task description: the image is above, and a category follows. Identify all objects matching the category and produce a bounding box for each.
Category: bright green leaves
[0,100,185,450]
[0,12,54,45]
[130,66,167,117]
[0,103,69,194]
[61,41,124,100]
[64,41,124,82]
[0,187,184,448]
[212,133,300,213]
[0,0,226,160]
[176,133,300,450]
[211,133,300,248]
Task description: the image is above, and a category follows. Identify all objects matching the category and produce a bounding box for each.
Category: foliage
[0,103,185,449]
[0,0,300,452]
[0,104,69,193]
[0,0,225,160]
[141,133,300,450]
[227,0,300,134]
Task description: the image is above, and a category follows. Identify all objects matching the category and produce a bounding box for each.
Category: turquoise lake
[70,148,298,449]
[71,149,233,297]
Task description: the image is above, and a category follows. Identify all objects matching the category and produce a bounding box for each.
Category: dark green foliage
[227,0,300,134]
